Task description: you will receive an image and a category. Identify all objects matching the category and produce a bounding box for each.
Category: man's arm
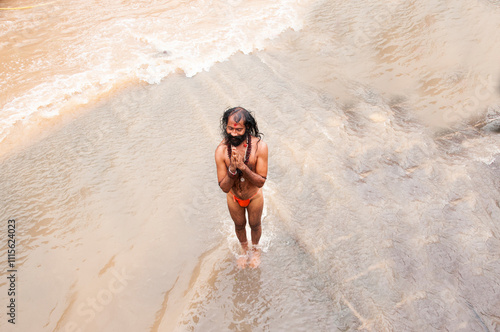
[239,141,268,188]
[215,144,237,193]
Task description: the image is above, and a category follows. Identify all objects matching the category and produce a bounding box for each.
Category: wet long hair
[220,107,263,141]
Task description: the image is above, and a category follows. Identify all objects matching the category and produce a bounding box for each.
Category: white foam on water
[0,0,312,145]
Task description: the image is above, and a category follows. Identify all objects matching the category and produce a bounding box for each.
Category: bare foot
[236,241,249,269]
[249,249,261,268]
[237,255,248,269]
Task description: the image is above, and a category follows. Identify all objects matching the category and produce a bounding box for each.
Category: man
[215,107,268,268]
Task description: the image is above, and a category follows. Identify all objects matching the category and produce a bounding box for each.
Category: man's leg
[247,190,264,268]
[226,193,248,244]
[247,190,263,245]
[227,193,249,268]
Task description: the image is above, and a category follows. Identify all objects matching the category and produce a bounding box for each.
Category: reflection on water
[229,269,264,331]
[178,232,337,332]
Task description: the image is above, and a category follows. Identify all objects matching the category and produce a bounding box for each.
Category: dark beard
[226,133,246,146]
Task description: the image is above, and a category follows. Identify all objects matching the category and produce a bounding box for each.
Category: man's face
[226,115,246,146]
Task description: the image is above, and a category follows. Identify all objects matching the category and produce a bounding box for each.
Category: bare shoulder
[215,140,227,152]
[215,140,228,159]
[254,137,268,156]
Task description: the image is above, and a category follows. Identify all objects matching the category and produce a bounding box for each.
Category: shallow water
[1,0,500,331]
